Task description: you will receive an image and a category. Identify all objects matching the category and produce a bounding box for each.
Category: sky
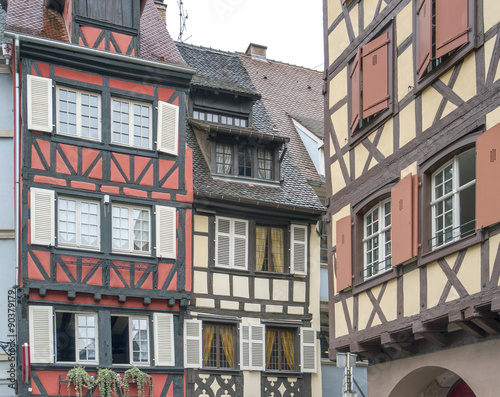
[164,0,325,71]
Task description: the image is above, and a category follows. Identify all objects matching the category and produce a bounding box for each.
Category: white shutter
[291,225,307,275]
[29,306,54,363]
[300,327,317,373]
[232,219,248,270]
[184,319,202,368]
[27,75,53,132]
[156,205,176,258]
[30,188,55,246]
[154,313,175,366]
[216,217,231,267]
[157,101,179,155]
[240,324,265,371]
[240,324,250,370]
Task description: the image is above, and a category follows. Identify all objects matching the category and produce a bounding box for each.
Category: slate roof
[239,53,324,184]
[5,0,188,68]
[179,43,325,214]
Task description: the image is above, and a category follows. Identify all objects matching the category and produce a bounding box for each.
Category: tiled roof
[179,43,325,213]
[5,0,188,68]
[239,54,324,184]
[177,43,258,96]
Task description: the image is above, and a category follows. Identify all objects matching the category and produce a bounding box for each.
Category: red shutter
[350,49,361,133]
[362,32,389,118]
[391,174,414,267]
[412,174,419,258]
[476,123,500,229]
[336,216,352,293]
[417,0,432,78]
[435,0,469,59]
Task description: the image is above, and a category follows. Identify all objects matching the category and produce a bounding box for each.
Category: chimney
[245,43,267,60]
[154,0,167,25]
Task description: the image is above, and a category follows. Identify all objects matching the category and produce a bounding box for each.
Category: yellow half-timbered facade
[325,0,500,395]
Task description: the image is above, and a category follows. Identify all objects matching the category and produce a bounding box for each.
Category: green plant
[122,367,152,397]
[96,368,119,397]
[66,365,95,397]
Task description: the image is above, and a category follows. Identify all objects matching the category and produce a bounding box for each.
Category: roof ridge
[238,51,323,73]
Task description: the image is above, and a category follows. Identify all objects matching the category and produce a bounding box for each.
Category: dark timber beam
[464,306,500,335]
[412,321,448,347]
[381,332,415,356]
[350,341,381,361]
[449,309,486,339]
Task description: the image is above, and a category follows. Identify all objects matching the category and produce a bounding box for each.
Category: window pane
[113,206,129,251]
[216,143,232,174]
[56,312,76,362]
[132,209,150,253]
[238,147,252,177]
[257,149,273,179]
[59,198,77,245]
[111,316,129,364]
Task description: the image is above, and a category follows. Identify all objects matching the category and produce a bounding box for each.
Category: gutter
[4,31,197,75]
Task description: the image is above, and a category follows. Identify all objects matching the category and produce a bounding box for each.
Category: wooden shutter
[157,101,179,155]
[362,32,390,118]
[216,217,231,267]
[154,313,175,366]
[29,306,54,363]
[240,324,265,371]
[476,123,500,229]
[232,219,248,270]
[291,225,307,275]
[417,0,432,78]
[336,216,352,293]
[156,205,176,258]
[184,319,202,368]
[30,188,55,246]
[300,327,317,373]
[435,0,469,59]
[27,75,53,132]
[391,174,415,267]
[350,49,361,133]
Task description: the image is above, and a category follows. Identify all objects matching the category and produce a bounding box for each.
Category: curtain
[216,144,232,174]
[271,228,284,272]
[256,226,267,271]
[202,325,215,366]
[265,330,276,369]
[220,326,234,368]
[281,330,295,371]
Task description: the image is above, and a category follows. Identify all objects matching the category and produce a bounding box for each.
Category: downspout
[14,35,19,287]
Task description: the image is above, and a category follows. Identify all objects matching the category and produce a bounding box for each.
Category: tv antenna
[177,0,189,41]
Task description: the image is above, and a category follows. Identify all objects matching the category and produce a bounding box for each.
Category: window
[256,226,285,272]
[266,328,295,371]
[257,149,273,179]
[58,197,100,250]
[56,312,97,363]
[430,149,475,249]
[111,316,149,365]
[238,146,252,177]
[350,27,392,133]
[202,323,236,369]
[216,143,233,174]
[112,99,152,149]
[215,217,248,270]
[193,109,247,128]
[363,199,392,278]
[417,0,474,80]
[112,205,150,255]
[57,88,100,140]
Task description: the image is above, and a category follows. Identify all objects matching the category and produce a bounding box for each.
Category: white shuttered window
[153,313,175,366]
[215,217,248,270]
[300,327,317,373]
[157,101,179,155]
[27,75,53,132]
[156,205,177,258]
[30,188,55,246]
[184,319,202,368]
[291,225,307,275]
[29,306,54,363]
[240,323,265,371]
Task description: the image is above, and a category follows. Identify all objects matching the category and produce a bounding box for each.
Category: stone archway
[388,367,477,397]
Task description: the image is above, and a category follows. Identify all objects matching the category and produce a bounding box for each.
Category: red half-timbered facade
[5,0,195,395]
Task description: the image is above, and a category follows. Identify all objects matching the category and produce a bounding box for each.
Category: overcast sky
[164,0,324,70]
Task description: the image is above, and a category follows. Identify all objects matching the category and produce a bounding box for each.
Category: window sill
[263,370,303,377]
[212,174,281,187]
[419,230,485,267]
[195,368,241,375]
[352,266,398,294]
[349,107,393,148]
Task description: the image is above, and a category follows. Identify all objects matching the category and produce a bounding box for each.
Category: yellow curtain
[256,226,267,271]
[281,330,295,370]
[265,330,276,368]
[202,325,215,366]
[271,228,284,272]
[220,326,234,368]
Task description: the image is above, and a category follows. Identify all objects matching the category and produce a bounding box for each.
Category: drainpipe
[14,35,19,287]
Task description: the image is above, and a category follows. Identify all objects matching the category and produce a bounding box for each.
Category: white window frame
[111,98,152,149]
[112,204,151,255]
[56,87,101,141]
[215,216,248,270]
[431,150,476,249]
[58,196,100,250]
[129,316,150,366]
[363,199,392,279]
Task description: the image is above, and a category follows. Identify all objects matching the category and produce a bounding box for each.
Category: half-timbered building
[177,43,325,397]
[5,0,195,395]
[325,0,500,395]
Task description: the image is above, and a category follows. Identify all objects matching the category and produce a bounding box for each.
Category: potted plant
[66,365,95,397]
[122,367,152,397]
[96,368,120,397]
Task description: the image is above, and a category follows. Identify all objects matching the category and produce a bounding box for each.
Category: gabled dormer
[45,0,146,56]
